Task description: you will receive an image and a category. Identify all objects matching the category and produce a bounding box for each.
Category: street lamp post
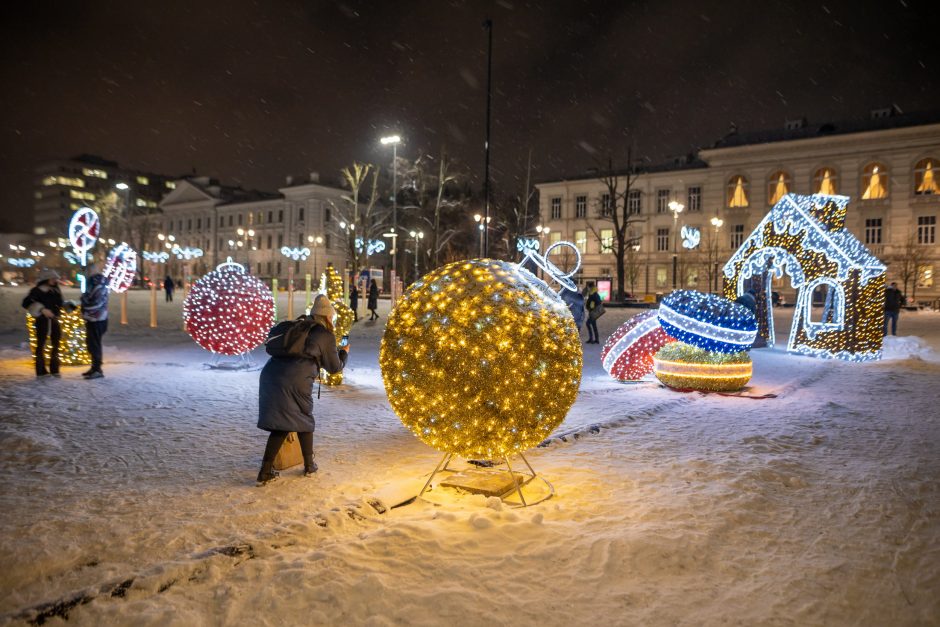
[236,227,255,271]
[409,230,424,283]
[380,135,401,282]
[668,200,685,290]
[473,214,491,257]
[710,216,724,293]
[306,235,323,310]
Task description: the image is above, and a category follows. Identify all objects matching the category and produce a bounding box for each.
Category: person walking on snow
[560,288,585,335]
[22,269,64,377]
[164,275,174,302]
[349,283,359,322]
[884,281,905,336]
[256,294,348,485]
[80,264,109,379]
[584,282,602,344]
[367,278,379,321]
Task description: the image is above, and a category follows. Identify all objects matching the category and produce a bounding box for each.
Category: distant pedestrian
[560,288,585,334]
[584,282,603,344]
[80,264,109,379]
[884,281,905,336]
[22,269,63,377]
[367,279,379,321]
[350,283,359,322]
[164,275,174,302]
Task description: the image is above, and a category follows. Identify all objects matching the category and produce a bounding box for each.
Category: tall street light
[710,216,724,293]
[668,200,684,290]
[380,135,401,281]
[473,213,491,257]
[236,227,255,271]
[307,234,323,280]
[409,230,424,283]
[115,182,131,242]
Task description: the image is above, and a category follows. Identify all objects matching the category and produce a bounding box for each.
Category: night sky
[1,0,937,232]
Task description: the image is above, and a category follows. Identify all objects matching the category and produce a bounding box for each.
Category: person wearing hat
[80,263,110,379]
[256,294,349,485]
[22,269,64,377]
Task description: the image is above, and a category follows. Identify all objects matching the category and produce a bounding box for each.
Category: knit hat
[310,294,336,319]
[36,269,59,284]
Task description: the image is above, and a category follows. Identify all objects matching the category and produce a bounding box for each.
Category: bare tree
[401,150,466,271]
[329,162,388,275]
[891,231,930,303]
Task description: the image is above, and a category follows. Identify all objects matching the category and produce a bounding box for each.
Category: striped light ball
[658,290,757,354]
[601,309,676,381]
[653,342,752,392]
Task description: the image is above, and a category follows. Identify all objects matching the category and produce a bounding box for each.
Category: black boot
[303,454,318,477]
[257,461,279,485]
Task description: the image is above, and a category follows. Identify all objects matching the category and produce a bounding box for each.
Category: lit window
[914,158,939,195]
[550,197,562,220]
[864,218,882,245]
[917,264,934,288]
[656,228,669,251]
[686,267,698,287]
[69,202,82,210]
[730,224,745,248]
[574,229,587,253]
[813,167,837,195]
[43,176,84,188]
[861,163,889,200]
[600,229,614,252]
[727,176,749,207]
[918,216,936,244]
[656,189,670,213]
[136,176,149,185]
[82,168,108,179]
[687,186,702,212]
[549,231,561,245]
[655,268,668,288]
[135,199,157,208]
[69,190,95,201]
[575,196,587,218]
[627,190,642,215]
[768,171,790,205]
[165,181,176,189]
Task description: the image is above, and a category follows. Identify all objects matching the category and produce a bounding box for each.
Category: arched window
[861,162,889,200]
[768,170,791,205]
[803,278,845,339]
[914,158,939,195]
[813,167,838,195]
[727,175,749,208]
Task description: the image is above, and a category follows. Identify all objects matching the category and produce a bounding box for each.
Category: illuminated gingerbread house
[722,193,886,361]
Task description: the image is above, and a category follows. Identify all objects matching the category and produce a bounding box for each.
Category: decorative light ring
[521,241,581,292]
[658,290,757,354]
[103,243,138,293]
[601,309,676,381]
[68,207,100,257]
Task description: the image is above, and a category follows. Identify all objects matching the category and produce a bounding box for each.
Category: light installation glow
[280,246,311,261]
[601,309,676,381]
[354,238,386,255]
[653,342,752,392]
[183,258,275,356]
[68,207,99,259]
[658,290,757,354]
[317,266,355,385]
[681,226,701,249]
[8,258,36,268]
[516,237,540,253]
[723,193,886,361]
[380,257,582,459]
[102,243,138,293]
[142,251,170,264]
[172,246,204,260]
[26,308,91,366]
[63,251,92,266]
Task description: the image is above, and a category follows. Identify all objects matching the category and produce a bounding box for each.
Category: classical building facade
[535,110,940,303]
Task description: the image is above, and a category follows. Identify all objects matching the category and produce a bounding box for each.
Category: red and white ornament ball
[601,309,676,381]
[183,260,275,356]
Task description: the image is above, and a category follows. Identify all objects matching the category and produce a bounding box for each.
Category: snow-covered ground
[1,285,938,626]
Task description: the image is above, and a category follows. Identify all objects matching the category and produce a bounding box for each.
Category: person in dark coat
[367,279,379,321]
[349,283,359,322]
[256,294,348,484]
[735,289,758,316]
[584,282,602,344]
[884,281,905,336]
[164,275,174,302]
[80,264,109,379]
[22,269,64,377]
[560,288,585,333]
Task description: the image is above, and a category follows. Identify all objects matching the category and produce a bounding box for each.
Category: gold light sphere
[318,266,354,385]
[653,342,752,392]
[380,259,583,459]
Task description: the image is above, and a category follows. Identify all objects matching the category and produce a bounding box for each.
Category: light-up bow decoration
[520,240,582,292]
[355,238,386,255]
[681,226,701,250]
[516,237,540,253]
[171,246,204,260]
[63,251,92,266]
[102,243,138,293]
[142,250,170,264]
[9,258,36,268]
[280,246,311,261]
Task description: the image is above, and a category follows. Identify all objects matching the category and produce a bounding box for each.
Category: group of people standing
[561,281,604,344]
[347,278,380,322]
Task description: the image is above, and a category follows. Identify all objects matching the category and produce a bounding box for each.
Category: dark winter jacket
[560,289,585,329]
[80,274,110,321]
[586,291,601,312]
[257,324,347,433]
[164,276,174,292]
[735,291,757,315]
[367,283,379,309]
[22,283,63,317]
[884,286,905,312]
[350,286,359,309]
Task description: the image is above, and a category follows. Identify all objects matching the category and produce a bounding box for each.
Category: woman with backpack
[256,294,348,485]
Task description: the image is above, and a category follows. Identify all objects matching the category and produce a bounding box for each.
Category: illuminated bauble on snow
[653,342,752,392]
[380,259,582,459]
[601,310,676,381]
[102,242,138,293]
[26,306,91,366]
[317,265,355,385]
[183,259,275,355]
[658,290,757,354]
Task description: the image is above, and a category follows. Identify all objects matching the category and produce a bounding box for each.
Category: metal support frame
[417,450,553,508]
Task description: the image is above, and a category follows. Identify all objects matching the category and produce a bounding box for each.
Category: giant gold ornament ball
[319,266,354,385]
[380,259,583,459]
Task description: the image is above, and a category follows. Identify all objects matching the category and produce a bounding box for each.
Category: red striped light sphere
[183,260,275,356]
[601,309,676,381]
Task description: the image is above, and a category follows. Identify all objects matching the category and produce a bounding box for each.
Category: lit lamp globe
[380,259,582,460]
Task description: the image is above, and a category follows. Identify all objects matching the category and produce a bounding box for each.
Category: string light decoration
[102,242,138,293]
[317,266,355,385]
[380,258,582,460]
[723,193,886,361]
[601,309,676,381]
[172,246,204,260]
[653,342,752,392]
[8,258,36,268]
[142,251,170,264]
[658,290,758,354]
[26,308,91,366]
[280,246,310,261]
[681,226,701,249]
[183,258,275,356]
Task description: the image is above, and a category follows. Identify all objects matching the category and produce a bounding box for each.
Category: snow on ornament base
[653,342,752,392]
[601,309,675,381]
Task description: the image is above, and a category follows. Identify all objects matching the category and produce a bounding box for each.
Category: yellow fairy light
[319,266,354,385]
[653,342,751,392]
[380,259,582,460]
[26,309,91,367]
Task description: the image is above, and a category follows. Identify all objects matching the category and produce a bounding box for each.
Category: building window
[196,218,202,230]
[917,264,934,289]
[600,193,612,217]
[266,261,272,274]
[298,207,305,222]
[656,189,670,213]
[549,232,561,245]
[918,216,936,244]
[237,214,243,226]
[768,171,791,205]
[278,209,284,223]
[187,219,192,231]
[914,158,939,195]
[627,190,642,215]
[229,215,234,227]
[325,233,332,249]
[268,210,274,223]
[728,176,749,208]
[82,168,107,179]
[324,207,331,223]
[267,235,273,249]
[575,195,587,218]
[43,175,84,188]
[574,229,587,253]
[69,190,95,201]
[731,224,746,248]
[656,228,670,251]
[686,267,699,287]
[136,176,149,185]
[277,261,282,275]
[655,268,667,289]
[865,218,882,245]
[277,234,283,248]
[600,228,614,253]
[814,167,838,195]
[218,237,223,250]
[687,186,702,212]
[219,216,224,227]
[550,197,562,220]
[861,163,889,200]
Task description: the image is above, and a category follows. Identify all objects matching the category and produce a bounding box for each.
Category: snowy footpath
[1,286,939,626]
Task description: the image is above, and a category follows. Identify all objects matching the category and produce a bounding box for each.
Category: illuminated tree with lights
[318,265,354,385]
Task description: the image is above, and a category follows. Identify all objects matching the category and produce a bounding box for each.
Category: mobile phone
[340,335,349,347]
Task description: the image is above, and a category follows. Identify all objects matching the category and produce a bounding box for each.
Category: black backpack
[265,318,316,358]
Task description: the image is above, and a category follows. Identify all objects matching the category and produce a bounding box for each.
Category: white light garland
[142,250,170,264]
[172,246,204,260]
[681,226,701,249]
[279,246,311,261]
